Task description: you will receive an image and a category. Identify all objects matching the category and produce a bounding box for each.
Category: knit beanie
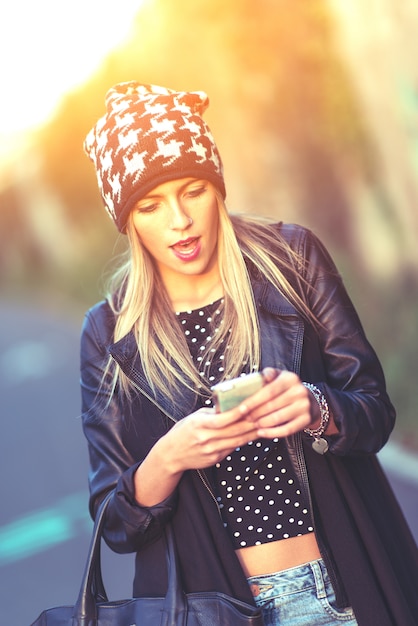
[84,81,226,232]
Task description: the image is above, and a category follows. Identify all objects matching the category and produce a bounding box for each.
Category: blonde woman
[81,82,418,626]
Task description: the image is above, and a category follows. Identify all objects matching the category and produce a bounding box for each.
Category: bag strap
[72,490,187,624]
[73,490,113,622]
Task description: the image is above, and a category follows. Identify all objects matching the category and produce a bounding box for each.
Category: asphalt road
[0,301,417,626]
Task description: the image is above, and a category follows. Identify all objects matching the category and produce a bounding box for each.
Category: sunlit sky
[0,1,143,143]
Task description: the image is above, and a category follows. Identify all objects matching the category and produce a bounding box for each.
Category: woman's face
[131,177,220,288]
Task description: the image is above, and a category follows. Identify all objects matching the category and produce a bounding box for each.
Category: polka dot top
[176,298,314,549]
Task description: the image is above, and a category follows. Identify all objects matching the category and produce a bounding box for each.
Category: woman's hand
[134,402,259,507]
[238,367,317,439]
[158,401,261,474]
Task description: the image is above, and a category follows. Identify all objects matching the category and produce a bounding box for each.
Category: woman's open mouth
[170,237,201,261]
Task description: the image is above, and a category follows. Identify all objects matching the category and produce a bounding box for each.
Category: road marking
[0,492,91,566]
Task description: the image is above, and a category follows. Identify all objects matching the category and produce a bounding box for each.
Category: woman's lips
[170,236,201,261]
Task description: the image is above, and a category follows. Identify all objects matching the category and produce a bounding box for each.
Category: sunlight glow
[0,1,144,137]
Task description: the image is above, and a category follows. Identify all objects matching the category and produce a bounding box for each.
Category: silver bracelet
[303,382,330,455]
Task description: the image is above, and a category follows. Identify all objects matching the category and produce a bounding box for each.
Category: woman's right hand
[133,403,259,507]
[163,404,262,472]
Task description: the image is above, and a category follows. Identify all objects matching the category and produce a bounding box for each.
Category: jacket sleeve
[294,226,396,456]
[80,302,178,553]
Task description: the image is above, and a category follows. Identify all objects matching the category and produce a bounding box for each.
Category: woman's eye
[137,203,158,213]
[187,186,206,198]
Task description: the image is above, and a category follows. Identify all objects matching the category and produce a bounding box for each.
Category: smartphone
[211,372,264,413]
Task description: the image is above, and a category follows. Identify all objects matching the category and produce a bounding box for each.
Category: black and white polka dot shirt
[176,298,314,549]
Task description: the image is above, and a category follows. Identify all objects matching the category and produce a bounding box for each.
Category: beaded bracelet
[303,382,330,455]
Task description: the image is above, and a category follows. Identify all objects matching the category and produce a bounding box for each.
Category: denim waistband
[247,559,328,600]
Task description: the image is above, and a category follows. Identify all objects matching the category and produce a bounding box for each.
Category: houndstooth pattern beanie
[84,82,226,232]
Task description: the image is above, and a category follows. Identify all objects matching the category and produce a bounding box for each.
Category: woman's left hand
[239,368,318,439]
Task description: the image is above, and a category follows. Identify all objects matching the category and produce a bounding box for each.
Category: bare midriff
[236,532,322,578]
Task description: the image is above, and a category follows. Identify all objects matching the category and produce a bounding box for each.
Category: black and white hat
[84,82,226,232]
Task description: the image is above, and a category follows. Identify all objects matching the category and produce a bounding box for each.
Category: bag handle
[72,490,187,625]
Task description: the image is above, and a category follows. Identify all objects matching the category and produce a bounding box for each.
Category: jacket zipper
[196,469,223,516]
[288,432,345,604]
[285,317,346,603]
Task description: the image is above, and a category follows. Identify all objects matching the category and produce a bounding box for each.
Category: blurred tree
[0,184,46,284]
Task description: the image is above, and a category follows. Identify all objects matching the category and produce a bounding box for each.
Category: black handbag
[30,491,264,625]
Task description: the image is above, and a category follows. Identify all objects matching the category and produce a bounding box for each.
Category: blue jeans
[247,559,358,626]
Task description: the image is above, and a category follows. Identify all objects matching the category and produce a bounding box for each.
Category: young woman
[81,82,418,626]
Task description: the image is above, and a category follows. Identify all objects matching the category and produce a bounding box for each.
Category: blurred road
[0,301,417,626]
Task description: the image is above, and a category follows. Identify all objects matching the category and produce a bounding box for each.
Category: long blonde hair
[106,192,311,402]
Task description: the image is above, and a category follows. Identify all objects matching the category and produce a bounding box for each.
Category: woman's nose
[169,203,192,230]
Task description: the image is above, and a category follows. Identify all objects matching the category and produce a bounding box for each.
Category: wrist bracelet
[303,382,330,455]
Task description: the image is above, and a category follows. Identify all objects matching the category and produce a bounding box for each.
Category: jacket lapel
[253,279,305,374]
[108,332,197,422]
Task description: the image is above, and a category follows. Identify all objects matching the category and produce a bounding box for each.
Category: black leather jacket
[80,224,418,625]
